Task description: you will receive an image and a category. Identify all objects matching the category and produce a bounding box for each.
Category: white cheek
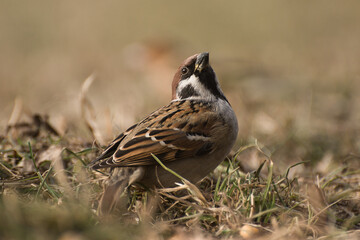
[176,75,214,100]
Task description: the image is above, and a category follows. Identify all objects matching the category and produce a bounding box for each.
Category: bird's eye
[181,67,189,75]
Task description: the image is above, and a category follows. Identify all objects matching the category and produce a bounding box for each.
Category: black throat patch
[179,85,200,99]
[197,68,228,102]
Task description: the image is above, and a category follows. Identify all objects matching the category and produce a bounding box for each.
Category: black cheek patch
[179,85,200,99]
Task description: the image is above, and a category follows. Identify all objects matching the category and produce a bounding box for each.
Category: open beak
[194,52,209,73]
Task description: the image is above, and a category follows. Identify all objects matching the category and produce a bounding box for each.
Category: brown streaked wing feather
[111,130,210,167]
[90,123,137,168]
[103,100,220,167]
[93,100,220,169]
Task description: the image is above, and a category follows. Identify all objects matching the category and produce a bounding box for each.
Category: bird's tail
[98,167,144,217]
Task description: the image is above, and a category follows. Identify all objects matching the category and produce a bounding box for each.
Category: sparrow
[90,52,238,215]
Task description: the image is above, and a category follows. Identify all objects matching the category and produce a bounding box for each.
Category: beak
[194,52,209,73]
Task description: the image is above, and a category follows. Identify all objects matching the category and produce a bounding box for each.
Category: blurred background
[1,1,360,170]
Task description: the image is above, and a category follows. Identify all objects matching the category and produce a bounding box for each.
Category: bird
[90,52,238,215]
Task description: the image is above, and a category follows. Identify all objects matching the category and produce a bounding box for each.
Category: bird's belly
[138,144,234,188]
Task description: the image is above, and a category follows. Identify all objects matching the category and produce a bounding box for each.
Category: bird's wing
[89,123,137,167]
[92,100,221,169]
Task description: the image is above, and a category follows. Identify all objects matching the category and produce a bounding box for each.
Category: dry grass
[0,101,359,239]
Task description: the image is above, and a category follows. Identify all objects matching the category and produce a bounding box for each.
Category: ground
[1,74,359,239]
[1,1,360,239]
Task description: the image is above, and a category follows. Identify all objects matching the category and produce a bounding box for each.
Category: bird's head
[172,52,227,102]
